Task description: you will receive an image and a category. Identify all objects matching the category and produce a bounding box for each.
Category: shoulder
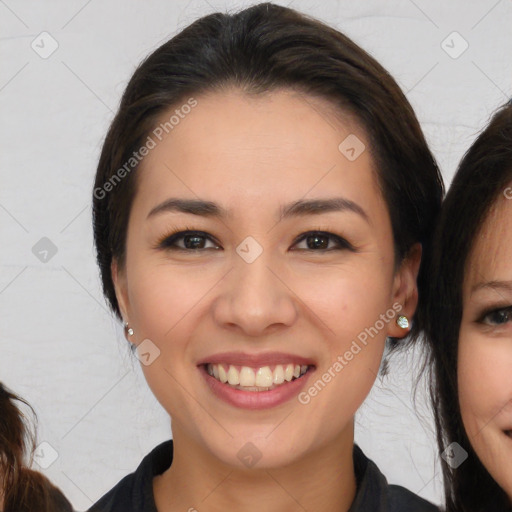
[87,472,137,512]
[87,440,173,512]
[351,445,440,512]
[388,484,440,512]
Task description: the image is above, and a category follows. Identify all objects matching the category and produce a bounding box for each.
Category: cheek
[326,275,392,351]
[124,264,205,391]
[297,266,393,399]
[127,262,209,338]
[126,264,208,414]
[458,328,512,432]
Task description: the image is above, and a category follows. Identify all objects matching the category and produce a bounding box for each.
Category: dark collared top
[88,440,439,512]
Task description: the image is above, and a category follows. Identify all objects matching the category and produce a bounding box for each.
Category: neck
[154,422,357,512]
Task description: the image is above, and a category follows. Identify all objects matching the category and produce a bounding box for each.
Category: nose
[211,247,298,337]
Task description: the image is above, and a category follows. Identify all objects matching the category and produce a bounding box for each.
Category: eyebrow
[471,280,512,294]
[147,197,370,223]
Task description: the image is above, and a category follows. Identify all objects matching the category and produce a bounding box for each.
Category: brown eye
[292,231,355,251]
[159,231,220,251]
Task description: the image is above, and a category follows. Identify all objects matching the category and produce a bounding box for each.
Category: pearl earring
[124,322,134,337]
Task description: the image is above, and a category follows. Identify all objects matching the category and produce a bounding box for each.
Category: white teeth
[239,366,255,386]
[218,365,228,383]
[206,362,309,390]
[227,365,239,385]
[273,365,285,384]
[255,366,273,387]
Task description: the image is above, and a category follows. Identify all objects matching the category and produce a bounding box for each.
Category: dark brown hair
[93,2,443,346]
[0,382,73,512]
[423,101,512,511]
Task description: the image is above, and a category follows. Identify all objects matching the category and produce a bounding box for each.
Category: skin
[458,193,512,502]
[112,88,420,512]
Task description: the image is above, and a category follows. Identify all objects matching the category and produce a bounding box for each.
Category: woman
[89,3,443,511]
[424,100,512,511]
[0,382,73,511]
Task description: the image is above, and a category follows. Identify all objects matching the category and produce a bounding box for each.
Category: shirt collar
[142,441,392,512]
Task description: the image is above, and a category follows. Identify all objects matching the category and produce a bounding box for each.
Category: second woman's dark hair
[424,101,512,512]
[0,382,74,512]
[92,2,443,346]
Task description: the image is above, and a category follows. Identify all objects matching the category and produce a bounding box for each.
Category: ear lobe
[111,258,130,323]
[388,243,422,338]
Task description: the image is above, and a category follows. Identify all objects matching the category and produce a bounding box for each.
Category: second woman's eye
[478,306,512,326]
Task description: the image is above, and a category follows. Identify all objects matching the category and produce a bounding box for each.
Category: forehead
[465,193,512,287]
[134,88,385,218]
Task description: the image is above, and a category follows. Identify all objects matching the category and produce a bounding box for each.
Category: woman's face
[113,88,419,468]
[458,192,512,500]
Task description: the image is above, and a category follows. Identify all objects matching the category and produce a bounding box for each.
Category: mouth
[197,354,316,410]
[506,430,512,439]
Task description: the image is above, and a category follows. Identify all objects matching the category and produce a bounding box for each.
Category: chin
[204,432,307,470]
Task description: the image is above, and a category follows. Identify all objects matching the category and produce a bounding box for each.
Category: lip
[197,351,316,368]
[198,363,316,410]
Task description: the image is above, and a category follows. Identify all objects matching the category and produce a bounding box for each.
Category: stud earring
[396,315,410,329]
[124,322,134,337]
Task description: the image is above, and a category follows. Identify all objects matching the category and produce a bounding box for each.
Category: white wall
[1,0,510,509]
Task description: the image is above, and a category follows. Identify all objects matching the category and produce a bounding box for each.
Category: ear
[387,243,422,338]
[111,258,132,337]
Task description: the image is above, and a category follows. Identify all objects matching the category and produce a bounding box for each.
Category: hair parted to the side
[423,101,512,512]
[92,2,443,347]
[0,382,74,512]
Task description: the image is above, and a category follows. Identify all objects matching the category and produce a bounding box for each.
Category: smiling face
[112,88,419,470]
[458,193,512,500]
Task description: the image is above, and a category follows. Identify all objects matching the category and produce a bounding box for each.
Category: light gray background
[1,0,511,509]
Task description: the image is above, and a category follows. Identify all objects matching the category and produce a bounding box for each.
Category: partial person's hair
[0,382,73,512]
[92,2,443,346]
[423,101,512,512]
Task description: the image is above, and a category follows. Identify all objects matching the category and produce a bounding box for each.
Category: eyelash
[477,306,512,326]
[154,226,356,253]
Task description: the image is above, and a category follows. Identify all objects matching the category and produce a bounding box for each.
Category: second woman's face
[458,193,512,500]
[113,88,418,469]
